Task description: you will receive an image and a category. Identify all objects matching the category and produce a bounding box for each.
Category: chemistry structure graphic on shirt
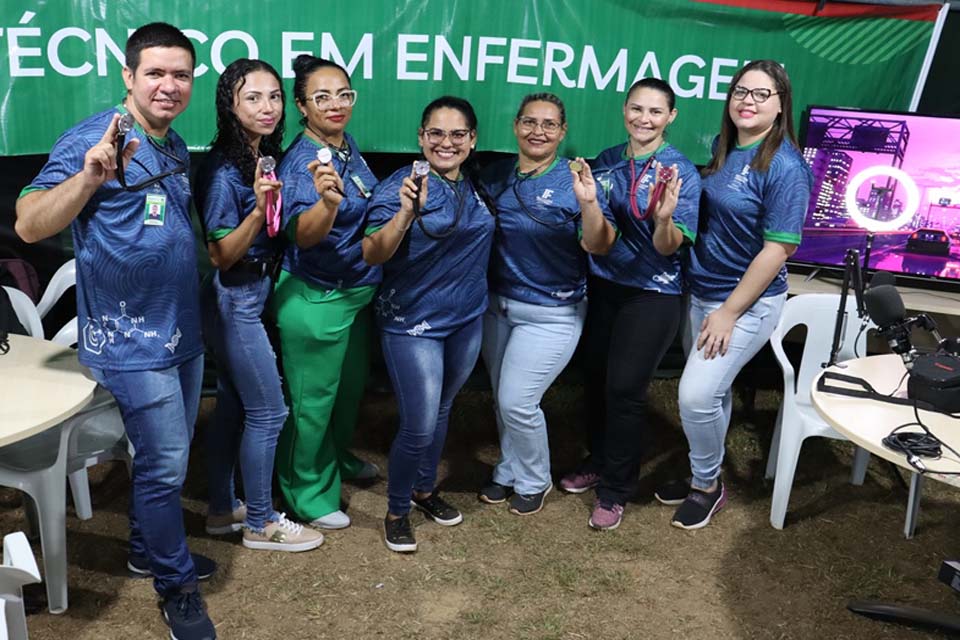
[82,302,183,355]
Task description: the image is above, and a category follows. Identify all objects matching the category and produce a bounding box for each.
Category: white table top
[0,334,97,447]
[812,353,960,487]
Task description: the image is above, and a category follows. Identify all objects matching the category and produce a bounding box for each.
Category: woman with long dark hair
[270,54,381,532]
[478,92,615,517]
[198,58,323,551]
[363,96,495,553]
[664,60,812,529]
[559,77,701,531]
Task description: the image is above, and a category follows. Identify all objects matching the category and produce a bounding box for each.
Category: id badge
[144,191,166,226]
[351,174,371,198]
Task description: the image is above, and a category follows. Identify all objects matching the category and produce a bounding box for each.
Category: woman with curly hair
[198,58,323,551]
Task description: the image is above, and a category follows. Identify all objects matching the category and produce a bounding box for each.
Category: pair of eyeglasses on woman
[516,117,562,134]
[421,128,472,145]
[730,86,779,103]
[310,89,358,110]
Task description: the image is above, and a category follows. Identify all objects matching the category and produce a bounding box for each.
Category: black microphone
[864,283,915,365]
[868,270,895,289]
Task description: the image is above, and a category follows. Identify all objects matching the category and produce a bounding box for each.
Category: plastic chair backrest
[771,293,869,400]
[36,260,76,319]
[1,533,39,582]
[1,287,43,339]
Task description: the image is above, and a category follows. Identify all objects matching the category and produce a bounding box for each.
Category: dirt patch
[3,379,957,639]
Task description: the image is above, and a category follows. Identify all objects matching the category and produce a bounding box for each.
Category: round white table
[0,334,97,447]
[812,353,960,486]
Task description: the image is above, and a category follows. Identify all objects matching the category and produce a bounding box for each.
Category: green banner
[0,1,943,162]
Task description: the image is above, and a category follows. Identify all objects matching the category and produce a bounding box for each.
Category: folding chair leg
[904,472,924,539]
[68,468,93,521]
[850,446,869,486]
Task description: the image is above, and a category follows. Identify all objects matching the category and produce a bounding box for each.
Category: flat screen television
[790,105,960,287]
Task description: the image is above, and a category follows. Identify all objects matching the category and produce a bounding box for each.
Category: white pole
[909,2,950,111]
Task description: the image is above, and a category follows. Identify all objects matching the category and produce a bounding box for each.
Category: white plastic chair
[0,532,41,639]
[766,293,876,529]
[33,260,131,522]
[2,288,42,339]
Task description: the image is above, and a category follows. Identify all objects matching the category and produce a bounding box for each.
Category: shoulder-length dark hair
[209,58,286,183]
[703,59,798,176]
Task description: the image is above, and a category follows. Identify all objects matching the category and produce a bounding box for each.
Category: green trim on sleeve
[675,221,696,245]
[207,227,234,242]
[365,224,384,236]
[764,230,801,245]
[18,185,46,199]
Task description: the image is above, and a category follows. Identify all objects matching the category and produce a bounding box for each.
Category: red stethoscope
[628,155,673,221]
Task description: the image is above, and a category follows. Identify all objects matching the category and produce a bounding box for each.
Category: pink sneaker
[588,501,624,531]
[559,470,601,494]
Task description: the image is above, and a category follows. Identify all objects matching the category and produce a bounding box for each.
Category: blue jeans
[482,293,585,495]
[90,354,203,596]
[202,272,287,531]
[678,293,785,489]
[382,317,483,515]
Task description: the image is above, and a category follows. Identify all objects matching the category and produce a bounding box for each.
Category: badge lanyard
[628,155,656,221]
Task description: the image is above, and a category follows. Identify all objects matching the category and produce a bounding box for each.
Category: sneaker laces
[391,515,413,537]
[273,512,304,536]
[173,590,205,620]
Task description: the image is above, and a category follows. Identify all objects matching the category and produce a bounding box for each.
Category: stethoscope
[508,162,580,228]
[412,161,465,240]
[627,154,657,221]
[115,112,187,192]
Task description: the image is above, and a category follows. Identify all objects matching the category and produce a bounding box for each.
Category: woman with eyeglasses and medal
[558,78,701,532]
[270,54,381,532]
[665,61,811,530]
[363,96,496,553]
[476,93,615,518]
[196,58,324,552]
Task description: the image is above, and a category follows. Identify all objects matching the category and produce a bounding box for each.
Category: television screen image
[791,106,960,283]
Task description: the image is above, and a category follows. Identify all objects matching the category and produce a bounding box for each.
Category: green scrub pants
[271,269,376,520]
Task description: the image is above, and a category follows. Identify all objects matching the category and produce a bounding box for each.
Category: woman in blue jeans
[363,96,495,553]
[478,93,616,516]
[665,60,812,529]
[197,59,323,551]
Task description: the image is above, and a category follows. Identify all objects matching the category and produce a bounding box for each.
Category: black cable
[881,399,960,475]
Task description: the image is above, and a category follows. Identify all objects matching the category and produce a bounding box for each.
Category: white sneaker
[242,513,324,552]
[309,510,351,530]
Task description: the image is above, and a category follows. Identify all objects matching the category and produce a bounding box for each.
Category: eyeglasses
[516,117,562,134]
[310,90,357,110]
[421,128,472,145]
[731,86,779,103]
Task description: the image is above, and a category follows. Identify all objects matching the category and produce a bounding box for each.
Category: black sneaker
[508,484,552,516]
[654,478,691,506]
[670,479,727,530]
[478,481,513,504]
[160,587,216,640]
[383,515,417,553]
[411,492,463,526]
[129,553,217,581]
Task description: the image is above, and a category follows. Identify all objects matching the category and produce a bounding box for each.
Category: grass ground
[3,376,959,639]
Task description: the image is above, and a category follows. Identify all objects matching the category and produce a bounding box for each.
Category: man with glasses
[16,22,216,640]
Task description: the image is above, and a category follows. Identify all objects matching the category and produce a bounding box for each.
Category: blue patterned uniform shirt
[483,157,615,305]
[24,107,203,371]
[278,132,381,289]
[366,166,496,338]
[688,138,812,301]
[589,142,701,295]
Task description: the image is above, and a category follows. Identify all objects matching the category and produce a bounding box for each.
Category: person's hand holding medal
[257,155,283,237]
